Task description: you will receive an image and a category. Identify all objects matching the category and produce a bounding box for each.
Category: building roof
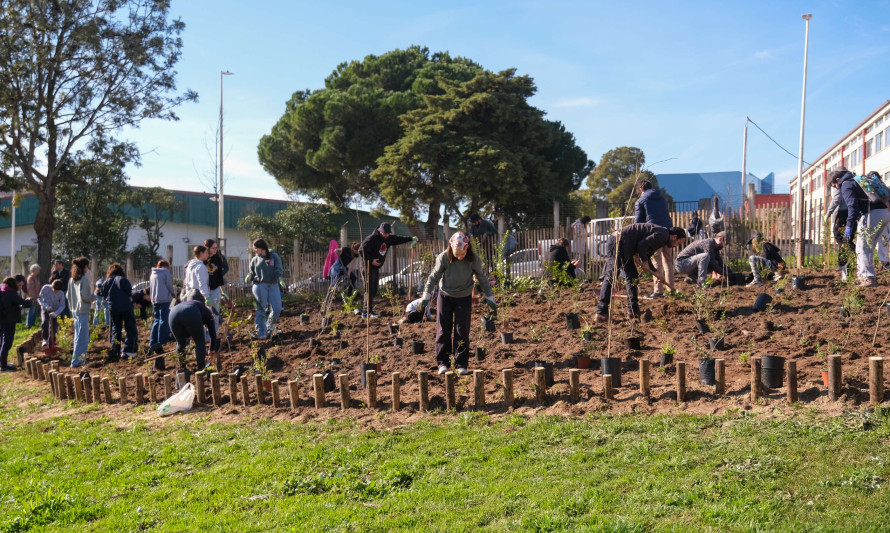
[655,170,774,208]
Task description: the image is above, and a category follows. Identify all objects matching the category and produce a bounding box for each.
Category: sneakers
[772,272,784,281]
[594,313,607,323]
[747,280,763,287]
[456,367,469,376]
[123,352,136,360]
[437,364,449,375]
[860,278,878,288]
[0,364,17,372]
[361,312,380,319]
[645,292,664,299]
[41,340,48,347]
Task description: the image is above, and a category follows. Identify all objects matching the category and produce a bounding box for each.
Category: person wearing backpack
[829,167,889,287]
[0,276,33,371]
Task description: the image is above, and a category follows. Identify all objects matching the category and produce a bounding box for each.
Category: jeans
[93,299,110,326]
[676,252,712,286]
[595,236,639,317]
[26,305,39,328]
[855,207,890,281]
[170,303,209,369]
[109,309,138,359]
[434,293,472,368]
[150,301,171,346]
[207,287,221,329]
[72,313,90,366]
[252,283,282,338]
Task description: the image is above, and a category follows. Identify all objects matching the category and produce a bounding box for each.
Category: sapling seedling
[661,339,676,356]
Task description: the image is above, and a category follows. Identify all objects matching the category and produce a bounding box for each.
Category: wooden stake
[869,356,883,406]
[228,374,238,405]
[366,370,377,408]
[48,372,57,398]
[534,366,546,403]
[786,360,798,404]
[163,374,173,399]
[339,374,350,410]
[391,372,401,411]
[750,357,762,402]
[51,361,59,373]
[640,360,650,399]
[473,370,485,409]
[603,374,613,401]
[676,361,686,402]
[148,376,157,404]
[92,376,101,403]
[313,373,325,408]
[102,377,112,404]
[24,359,32,378]
[418,371,429,412]
[83,375,93,403]
[715,359,725,396]
[569,369,580,403]
[828,354,841,401]
[73,375,84,402]
[255,375,265,405]
[288,379,299,409]
[502,369,514,408]
[445,371,456,410]
[210,373,222,406]
[118,377,128,404]
[272,380,281,407]
[134,373,144,405]
[66,375,76,400]
[241,376,250,407]
[40,363,48,381]
[195,372,207,404]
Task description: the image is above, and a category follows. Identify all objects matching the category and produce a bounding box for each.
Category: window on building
[878,132,884,152]
[866,139,873,158]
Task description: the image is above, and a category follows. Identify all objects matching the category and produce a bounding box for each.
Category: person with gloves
[829,166,889,286]
[421,232,496,376]
[245,238,284,339]
[359,222,416,319]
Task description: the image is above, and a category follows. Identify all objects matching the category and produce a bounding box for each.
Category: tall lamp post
[796,14,812,268]
[219,70,234,255]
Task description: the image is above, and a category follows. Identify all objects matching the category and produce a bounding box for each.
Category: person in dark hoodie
[634,179,675,297]
[360,223,417,319]
[100,262,138,361]
[204,238,229,327]
[550,238,580,282]
[168,291,219,372]
[594,223,687,322]
[0,276,32,371]
[829,166,889,286]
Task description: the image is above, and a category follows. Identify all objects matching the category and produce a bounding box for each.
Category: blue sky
[123,0,890,202]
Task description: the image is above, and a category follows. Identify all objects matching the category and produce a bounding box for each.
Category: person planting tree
[594,223,687,323]
[360,223,417,319]
[168,292,219,373]
[421,232,496,376]
[746,232,786,286]
[633,179,674,298]
[675,231,728,288]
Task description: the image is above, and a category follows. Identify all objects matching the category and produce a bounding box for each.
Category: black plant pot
[154,355,166,371]
[411,340,425,354]
[708,338,725,351]
[359,362,381,388]
[661,353,673,367]
[323,369,336,392]
[695,319,710,334]
[388,324,400,335]
[582,330,594,341]
[566,313,581,330]
[339,340,349,349]
[761,355,785,389]
[600,357,622,387]
[393,337,404,347]
[475,347,486,362]
[501,332,514,345]
[791,275,805,290]
[626,336,642,350]
[753,293,772,312]
[300,314,310,324]
[699,358,716,385]
[532,361,555,386]
[309,339,321,348]
[481,316,496,332]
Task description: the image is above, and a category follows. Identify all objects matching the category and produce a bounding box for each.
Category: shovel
[44,317,59,357]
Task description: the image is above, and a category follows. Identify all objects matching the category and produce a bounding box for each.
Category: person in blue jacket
[634,179,675,297]
[829,166,889,286]
[99,263,138,361]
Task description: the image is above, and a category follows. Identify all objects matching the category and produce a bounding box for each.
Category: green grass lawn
[1,375,889,532]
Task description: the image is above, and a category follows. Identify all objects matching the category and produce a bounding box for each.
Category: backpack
[856,172,890,208]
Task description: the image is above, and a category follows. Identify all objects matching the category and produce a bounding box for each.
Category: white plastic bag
[157,383,195,416]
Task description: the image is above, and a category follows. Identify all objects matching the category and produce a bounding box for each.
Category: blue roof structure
[655,171,774,208]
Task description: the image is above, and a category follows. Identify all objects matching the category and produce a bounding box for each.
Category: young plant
[690,334,710,359]
[690,286,714,322]
[367,353,381,364]
[251,342,270,380]
[381,286,401,320]
[661,339,676,356]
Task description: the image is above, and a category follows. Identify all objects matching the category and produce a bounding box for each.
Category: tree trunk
[33,187,57,285]
[423,200,441,241]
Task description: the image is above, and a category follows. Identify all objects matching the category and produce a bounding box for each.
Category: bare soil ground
[15,269,890,427]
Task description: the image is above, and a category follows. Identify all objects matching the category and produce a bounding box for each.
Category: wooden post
[869,357,883,406]
[24,359,32,378]
[569,369,580,403]
[49,372,58,399]
[828,354,841,401]
[750,357,762,402]
[313,373,325,408]
[502,369,514,408]
[210,373,222,406]
[288,380,299,409]
[676,361,686,402]
[445,371,456,410]
[339,374,350,410]
[118,377,128,404]
[534,366,546,403]
[92,376,101,403]
[241,376,250,407]
[715,359,726,396]
[102,377,113,404]
[473,370,485,409]
[66,375,75,399]
[366,370,377,408]
[391,372,401,411]
[640,360,650,399]
[603,374,613,401]
[272,380,281,408]
[195,372,207,404]
[228,374,238,405]
[73,375,84,402]
[418,371,429,412]
[148,377,157,404]
[51,361,59,372]
[40,363,48,381]
[786,360,798,404]
[132,373,144,405]
[255,375,265,405]
[83,375,93,403]
[163,375,173,399]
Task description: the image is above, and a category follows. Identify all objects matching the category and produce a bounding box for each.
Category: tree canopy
[258,46,592,236]
[237,203,335,255]
[581,146,672,216]
[0,0,195,279]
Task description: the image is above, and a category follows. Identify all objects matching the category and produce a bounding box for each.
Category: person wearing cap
[674,231,727,288]
[746,233,785,286]
[467,213,498,243]
[359,222,417,319]
[168,291,218,372]
[421,232,496,375]
[25,264,41,328]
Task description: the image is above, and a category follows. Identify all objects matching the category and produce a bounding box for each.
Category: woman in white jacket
[182,245,211,301]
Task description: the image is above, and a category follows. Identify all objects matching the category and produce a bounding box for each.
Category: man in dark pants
[594,224,687,322]
[168,294,219,371]
[360,222,417,319]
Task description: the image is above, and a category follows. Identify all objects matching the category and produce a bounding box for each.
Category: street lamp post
[219,70,234,255]
[796,14,812,268]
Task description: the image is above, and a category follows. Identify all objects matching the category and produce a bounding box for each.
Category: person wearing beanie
[359,222,417,319]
